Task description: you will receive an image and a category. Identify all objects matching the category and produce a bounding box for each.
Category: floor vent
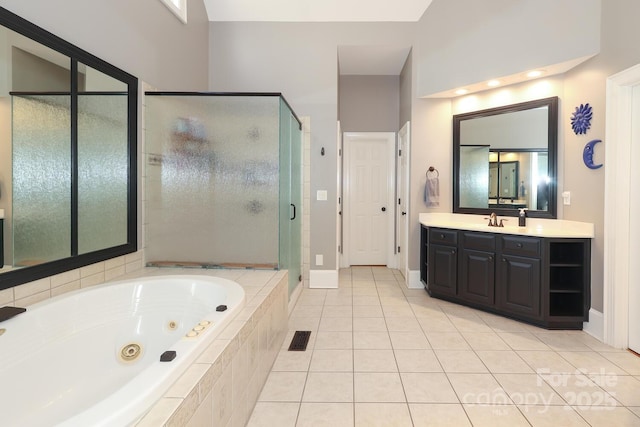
[288,331,311,351]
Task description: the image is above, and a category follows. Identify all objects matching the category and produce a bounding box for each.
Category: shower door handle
[291,204,296,220]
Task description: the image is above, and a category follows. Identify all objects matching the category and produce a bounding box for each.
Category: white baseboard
[309,269,339,288]
[407,270,424,289]
[583,308,604,342]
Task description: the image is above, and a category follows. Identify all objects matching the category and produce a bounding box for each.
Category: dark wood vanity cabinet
[421,226,590,329]
[496,235,542,320]
[497,254,541,319]
[459,232,495,307]
[428,229,458,297]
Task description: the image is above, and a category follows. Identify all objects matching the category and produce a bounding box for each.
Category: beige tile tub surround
[135,269,289,427]
[3,250,144,307]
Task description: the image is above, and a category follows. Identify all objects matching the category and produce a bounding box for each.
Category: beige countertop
[419,212,594,239]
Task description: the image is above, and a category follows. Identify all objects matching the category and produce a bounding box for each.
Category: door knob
[402,211,407,215]
[381,207,386,212]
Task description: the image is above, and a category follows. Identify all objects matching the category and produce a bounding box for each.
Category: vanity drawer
[500,235,541,258]
[462,232,495,251]
[429,228,458,246]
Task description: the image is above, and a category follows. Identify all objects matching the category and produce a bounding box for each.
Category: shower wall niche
[144,93,302,293]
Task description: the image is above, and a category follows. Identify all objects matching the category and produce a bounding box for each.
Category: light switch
[315,254,323,266]
[317,190,327,201]
[562,191,571,205]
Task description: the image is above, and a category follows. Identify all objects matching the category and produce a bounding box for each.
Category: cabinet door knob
[488,256,493,261]
[502,258,507,262]
[451,249,456,254]
[439,234,445,239]
[516,243,523,248]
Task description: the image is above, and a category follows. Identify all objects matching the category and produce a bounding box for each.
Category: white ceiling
[203,0,429,75]
[204,0,433,22]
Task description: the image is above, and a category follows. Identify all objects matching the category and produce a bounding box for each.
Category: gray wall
[399,51,412,129]
[207,2,601,277]
[338,75,400,132]
[558,0,640,311]
[0,0,210,90]
[209,22,415,271]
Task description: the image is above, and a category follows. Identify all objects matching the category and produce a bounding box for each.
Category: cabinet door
[498,254,541,319]
[460,249,495,306]
[428,243,457,296]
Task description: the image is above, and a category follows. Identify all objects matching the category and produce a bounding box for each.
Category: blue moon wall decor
[583,139,603,169]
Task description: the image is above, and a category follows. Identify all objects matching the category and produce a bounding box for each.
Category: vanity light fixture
[454,88,468,95]
[487,80,501,87]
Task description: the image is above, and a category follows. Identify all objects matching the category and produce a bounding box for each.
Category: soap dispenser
[518,208,527,227]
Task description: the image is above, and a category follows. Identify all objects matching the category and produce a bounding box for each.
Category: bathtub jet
[0,275,245,427]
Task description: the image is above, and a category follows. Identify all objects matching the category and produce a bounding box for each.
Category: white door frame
[396,122,411,281]
[336,121,343,268]
[603,63,640,348]
[342,132,396,268]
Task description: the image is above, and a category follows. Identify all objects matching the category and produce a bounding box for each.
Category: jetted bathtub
[0,274,245,426]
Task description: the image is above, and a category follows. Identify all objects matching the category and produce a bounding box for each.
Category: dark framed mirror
[0,7,138,290]
[453,96,558,218]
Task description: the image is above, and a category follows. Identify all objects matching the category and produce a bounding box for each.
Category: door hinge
[398,246,401,253]
[339,149,342,156]
[338,245,342,253]
[398,149,402,156]
[398,198,401,205]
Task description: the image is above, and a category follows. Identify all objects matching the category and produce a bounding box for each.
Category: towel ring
[426,166,439,178]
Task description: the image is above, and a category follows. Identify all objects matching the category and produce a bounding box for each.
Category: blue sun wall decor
[571,103,593,135]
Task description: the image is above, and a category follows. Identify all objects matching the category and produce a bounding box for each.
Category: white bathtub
[0,275,245,427]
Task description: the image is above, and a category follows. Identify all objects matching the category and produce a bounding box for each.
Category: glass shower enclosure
[144,93,302,294]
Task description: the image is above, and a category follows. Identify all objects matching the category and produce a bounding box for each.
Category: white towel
[425,175,440,207]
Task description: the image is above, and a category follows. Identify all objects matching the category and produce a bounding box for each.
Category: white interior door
[629,85,640,353]
[344,132,394,266]
[396,123,410,279]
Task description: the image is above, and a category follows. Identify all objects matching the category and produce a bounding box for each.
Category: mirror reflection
[0,7,137,288]
[453,97,558,218]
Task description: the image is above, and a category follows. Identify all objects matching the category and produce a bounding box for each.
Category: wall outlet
[315,254,323,266]
[562,191,571,205]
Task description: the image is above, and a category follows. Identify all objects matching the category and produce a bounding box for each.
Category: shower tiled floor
[246,267,640,427]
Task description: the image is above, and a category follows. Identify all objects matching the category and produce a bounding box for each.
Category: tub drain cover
[288,331,311,351]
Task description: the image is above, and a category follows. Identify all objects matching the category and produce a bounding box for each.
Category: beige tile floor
[246,267,640,427]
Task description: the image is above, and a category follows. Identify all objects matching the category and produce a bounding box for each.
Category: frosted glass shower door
[289,113,302,292]
[145,95,281,267]
[279,101,302,293]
